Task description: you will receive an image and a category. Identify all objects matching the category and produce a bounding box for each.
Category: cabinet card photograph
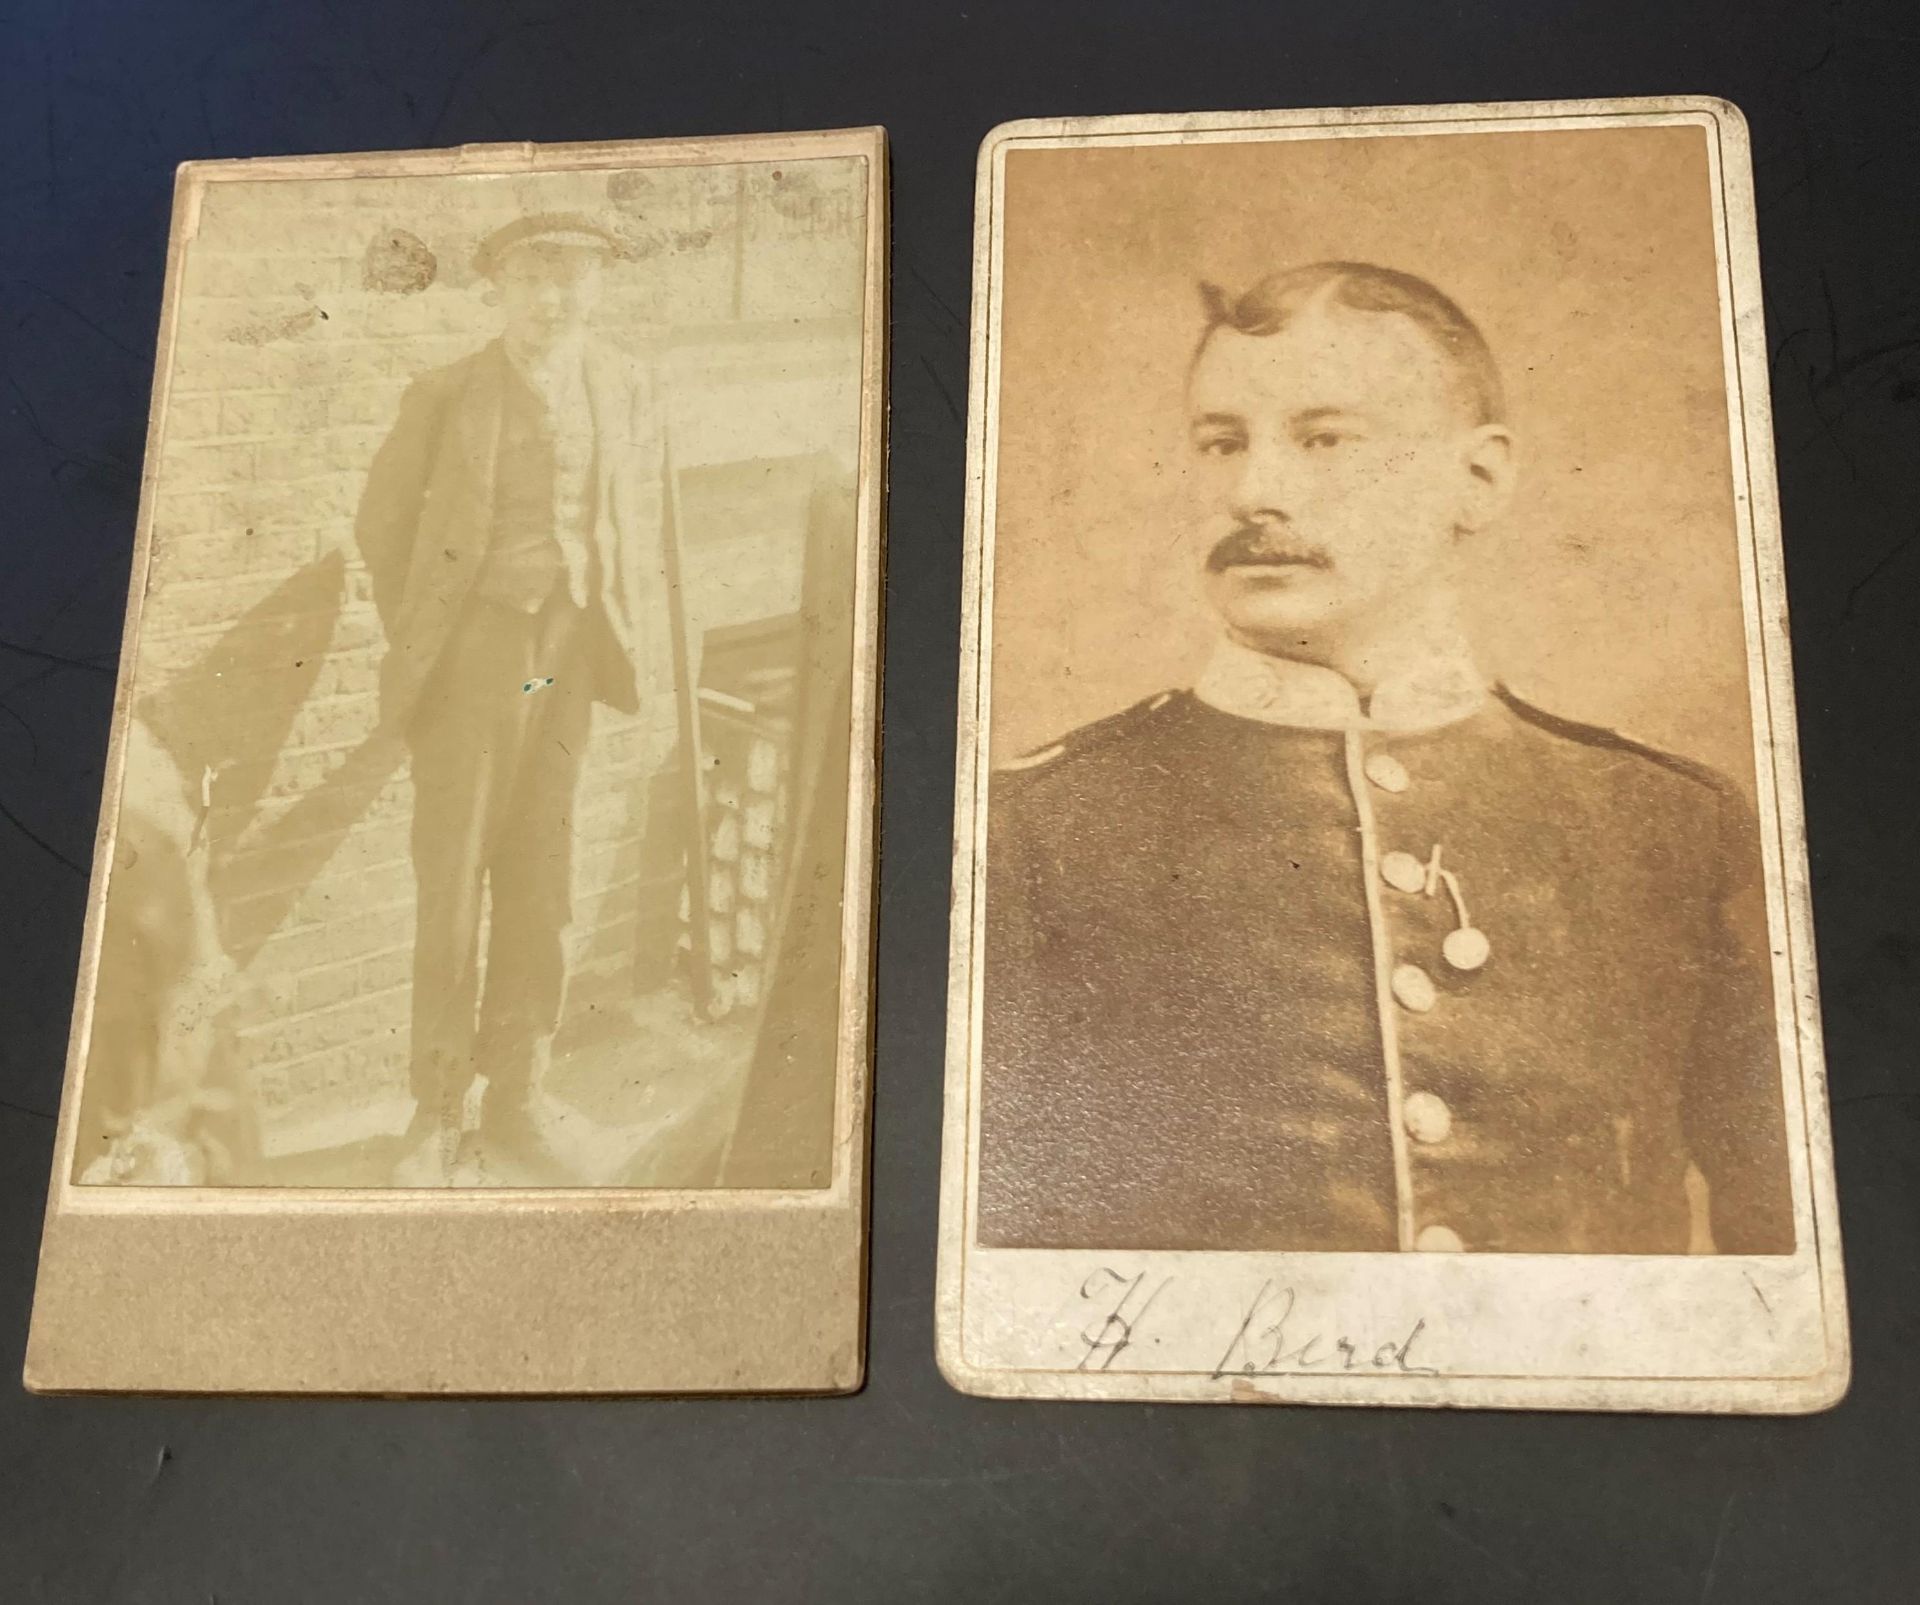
[29,128,885,1393]
[938,100,1848,1411]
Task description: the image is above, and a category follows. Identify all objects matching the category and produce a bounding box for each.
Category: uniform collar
[1193,636,1488,733]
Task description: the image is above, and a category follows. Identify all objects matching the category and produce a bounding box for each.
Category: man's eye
[1302,430,1350,451]
[1196,435,1245,457]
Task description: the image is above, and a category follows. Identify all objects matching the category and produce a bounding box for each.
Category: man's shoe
[477,1094,574,1184]
[390,1123,456,1185]
[388,1094,465,1185]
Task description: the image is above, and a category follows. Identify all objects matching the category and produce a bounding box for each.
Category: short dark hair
[1195,262,1507,426]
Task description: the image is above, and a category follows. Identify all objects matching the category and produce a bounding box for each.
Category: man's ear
[1456,423,1516,532]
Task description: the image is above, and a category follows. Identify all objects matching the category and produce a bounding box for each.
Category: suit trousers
[406,591,594,1122]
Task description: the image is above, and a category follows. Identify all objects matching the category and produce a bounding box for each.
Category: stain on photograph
[77,154,869,1189]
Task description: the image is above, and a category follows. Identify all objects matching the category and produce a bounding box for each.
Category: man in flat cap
[355,212,662,1182]
[979,261,1796,1257]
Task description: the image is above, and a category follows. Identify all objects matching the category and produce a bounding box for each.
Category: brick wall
[111,157,866,1157]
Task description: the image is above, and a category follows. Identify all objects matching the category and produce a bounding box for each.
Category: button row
[1402,1089,1451,1144]
[1367,745,1467,1256]
[1390,962,1436,1013]
[1364,751,1409,793]
[1443,926,1490,971]
[1387,931,1490,980]
[1379,849,1425,894]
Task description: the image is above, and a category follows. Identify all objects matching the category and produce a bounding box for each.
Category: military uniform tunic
[978,645,1795,1256]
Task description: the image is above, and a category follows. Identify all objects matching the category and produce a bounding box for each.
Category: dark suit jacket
[353,338,664,722]
[979,689,1796,1256]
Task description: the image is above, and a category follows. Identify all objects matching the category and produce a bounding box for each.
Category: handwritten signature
[1212,1281,1436,1380]
[1068,1269,1438,1379]
[1074,1267,1174,1371]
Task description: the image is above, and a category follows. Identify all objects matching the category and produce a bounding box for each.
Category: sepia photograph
[939,100,1847,1410]
[73,148,870,1191]
[28,130,885,1394]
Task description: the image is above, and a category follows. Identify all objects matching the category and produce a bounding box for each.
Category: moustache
[1205,525,1333,574]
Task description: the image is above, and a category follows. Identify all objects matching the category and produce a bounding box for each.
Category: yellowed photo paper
[938,99,1848,1411]
[28,128,885,1392]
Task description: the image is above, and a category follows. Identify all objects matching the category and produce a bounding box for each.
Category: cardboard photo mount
[936,98,1849,1413]
[27,126,888,1395]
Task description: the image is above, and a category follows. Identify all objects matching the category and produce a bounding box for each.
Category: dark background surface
[1,1,1916,1599]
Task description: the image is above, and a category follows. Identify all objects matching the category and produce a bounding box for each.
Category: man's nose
[1228,441,1299,524]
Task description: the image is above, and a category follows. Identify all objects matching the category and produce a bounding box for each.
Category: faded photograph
[77,154,870,1189]
[976,127,1796,1256]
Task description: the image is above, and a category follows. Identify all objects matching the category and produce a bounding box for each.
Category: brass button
[1415,1224,1465,1253]
[1380,850,1426,894]
[1391,963,1436,1013]
[1403,1090,1453,1144]
[1443,926,1491,971]
[1364,752,1410,793]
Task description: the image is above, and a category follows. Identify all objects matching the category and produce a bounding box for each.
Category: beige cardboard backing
[27,126,887,1395]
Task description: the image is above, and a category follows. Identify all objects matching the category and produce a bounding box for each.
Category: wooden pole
[659,423,717,1020]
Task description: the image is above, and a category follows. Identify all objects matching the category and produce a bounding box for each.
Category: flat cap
[472,212,622,278]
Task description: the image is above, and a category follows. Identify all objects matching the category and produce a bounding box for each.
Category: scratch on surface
[0,790,83,875]
[847,1463,1063,1487]
[423,32,505,141]
[1834,1088,1919,1109]
[903,256,964,330]
[0,698,40,767]
[1842,521,1920,621]
[1,366,137,481]
[0,636,116,674]
[919,353,962,427]
[1699,1491,1739,1603]
[13,279,143,361]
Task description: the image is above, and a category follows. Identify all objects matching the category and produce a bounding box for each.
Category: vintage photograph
[70,146,872,1191]
[28,132,885,1395]
[940,101,1846,1410]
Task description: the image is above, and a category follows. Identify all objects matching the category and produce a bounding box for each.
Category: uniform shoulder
[1492,685,1736,800]
[991,690,1189,781]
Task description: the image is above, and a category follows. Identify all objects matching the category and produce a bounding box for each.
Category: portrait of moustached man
[978,260,1796,1257]
[354,212,662,1185]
